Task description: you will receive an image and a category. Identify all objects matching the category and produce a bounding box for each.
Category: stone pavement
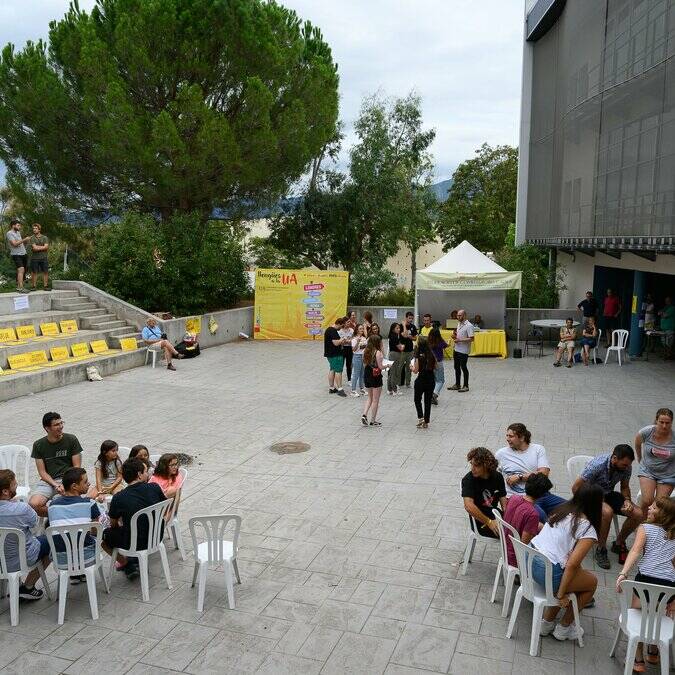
[0,340,673,674]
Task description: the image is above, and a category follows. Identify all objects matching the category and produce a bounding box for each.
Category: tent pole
[517,289,522,347]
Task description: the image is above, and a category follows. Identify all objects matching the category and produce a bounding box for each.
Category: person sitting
[572,444,643,570]
[101,458,166,580]
[141,317,183,371]
[472,314,484,329]
[553,317,577,368]
[47,468,104,583]
[29,411,87,517]
[461,447,507,539]
[503,473,550,567]
[496,422,566,522]
[129,444,155,475]
[0,469,51,600]
[579,316,598,366]
[615,496,675,671]
[94,440,124,496]
[149,453,184,498]
[531,484,602,641]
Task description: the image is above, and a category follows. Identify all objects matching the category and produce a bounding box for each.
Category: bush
[348,263,397,305]
[371,286,414,306]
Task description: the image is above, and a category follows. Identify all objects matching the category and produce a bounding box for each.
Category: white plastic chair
[189,515,242,612]
[605,329,629,365]
[490,509,521,617]
[506,538,584,655]
[592,329,602,363]
[461,513,501,575]
[566,454,621,539]
[0,445,31,502]
[107,498,173,602]
[610,579,674,675]
[0,527,52,626]
[45,522,109,624]
[117,446,132,461]
[144,344,161,368]
[165,468,188,561]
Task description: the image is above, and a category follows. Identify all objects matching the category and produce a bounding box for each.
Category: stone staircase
[0,289,147,401]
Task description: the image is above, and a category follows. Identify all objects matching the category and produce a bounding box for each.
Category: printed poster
[254,269,349,340]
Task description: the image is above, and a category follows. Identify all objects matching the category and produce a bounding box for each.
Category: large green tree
[0,0,339,221]
[437,143,517,252]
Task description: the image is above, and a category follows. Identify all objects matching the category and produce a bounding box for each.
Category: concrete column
[629,270,645,357]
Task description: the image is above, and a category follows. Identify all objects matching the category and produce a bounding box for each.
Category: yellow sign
[16,325,36,339]
[632,295,638,313]
[0,327,17,342]
[120,337,138,351]
[253,269,349,340]
[8,353,31,369]
[71,342,90,358]
[50,346,70,361]
[28,350,48,365]
[40,322,59,336]
[185,317,202,335]
[90,340,109,353]
[60,320,78,334]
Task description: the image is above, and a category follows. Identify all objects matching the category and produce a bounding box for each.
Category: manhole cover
[270,441,310,455]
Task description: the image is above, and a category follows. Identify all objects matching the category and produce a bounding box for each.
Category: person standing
[448,309,474,392]
[141,318,183,371]
[419,313,433,337]
[602,288,622,347]
[427,327,448,405]
[399,312,418,388]
[386,322,404,396]
[362,311,373,336]
[659,296,674,359]
[361,335,389,426]
[577,290,599,321]
[412,338,436,428]
[5,218,31,293]
[339,315,355,383]
[324,317,348,397]
[350,324,367,397]
[29,223,49,290]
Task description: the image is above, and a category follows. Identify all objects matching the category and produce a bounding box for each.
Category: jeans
[453,350,469,387]
[433,361,445,395]
[387,351,404,392]
[531,554,564,593]
[351,353,364,391]
[534,492,567,523]
[400,351,414,386]
[342,346,353,381]
[414,372,435,422]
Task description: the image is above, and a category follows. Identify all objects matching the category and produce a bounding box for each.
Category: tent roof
[420,240,506,274]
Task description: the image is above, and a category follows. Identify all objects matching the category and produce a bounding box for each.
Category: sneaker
[431,393,438,405]
[586,597,595,609]
[125,565,140,581]
[540,618,556,636]
[458,386,469,392]
[360,389,366,394]
[447,384,459,390]
[552,622,584,641]
[71,574,86,585]
[369,421,382,426]
[329,388,337,394]
[350,391,360,397]
[394,391,404,396]
[361,414,369,426]
[18,585,44,601]
[553,361,561,367]
[167,363,176,371]
[595,547,610,570]
[565,363,572,368]
[336,389,347,397]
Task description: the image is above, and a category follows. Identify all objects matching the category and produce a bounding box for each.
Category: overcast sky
[0,0,524,184]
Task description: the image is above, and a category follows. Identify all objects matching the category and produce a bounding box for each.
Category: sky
[0,0,524,184]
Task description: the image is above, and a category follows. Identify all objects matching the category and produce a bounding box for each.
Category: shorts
[557,340,575,349]
[35,535,50,561]
[31,479,62,500]
[579,337,596,348]
[634,573,675,603]
[103,527,130,551]
[326,355,344,373]
[31,259,48,273]
[637,466,675,486]
[11,254,28,270]
[531,553,564,593]
[604,491,626,514]
[603,316,618,332]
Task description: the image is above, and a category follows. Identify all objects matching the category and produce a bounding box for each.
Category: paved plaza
[0,340,673,674]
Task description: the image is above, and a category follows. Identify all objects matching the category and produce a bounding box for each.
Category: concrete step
[50,296,90,307]
[0,310,89,332]
[88,319,127,331]
[80,314,117,328]
[0,290,77,315]
[109,332,143,349]
[51,299,98,311]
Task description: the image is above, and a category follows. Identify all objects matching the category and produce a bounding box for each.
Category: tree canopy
[0,0,339,221]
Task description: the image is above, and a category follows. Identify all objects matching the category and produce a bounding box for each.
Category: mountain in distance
[429,178,453,202]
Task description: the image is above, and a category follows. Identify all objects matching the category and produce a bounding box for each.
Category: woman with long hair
[370,322,381,337]
[350,324,368,396]
[129,444,155,474]
[362,335,389,427]
[579,316,598,366]
[149,453,184,498]
[339,315,355,383]
[363,311,373,336]
[411,337,437,428]
[386,323,404,396]
[616,496,675,671]
[635,408,675,513]
[530,484,602,641]
[427,327,448,405]
[95,440,123,495]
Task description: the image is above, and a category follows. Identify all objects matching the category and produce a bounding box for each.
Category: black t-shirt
[577,298,599,317]
[388,334,402,353]
[461,471,506,515]
[401,323,418,352]
[324,327,342,357]
[108,482,166,550]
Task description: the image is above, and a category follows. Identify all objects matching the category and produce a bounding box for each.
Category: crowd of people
[323,309,476,427]
[460,408,675,664]
[0,412,185,598]
[5,219,50,293]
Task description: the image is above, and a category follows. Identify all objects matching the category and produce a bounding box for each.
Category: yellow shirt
[420,326,432,337]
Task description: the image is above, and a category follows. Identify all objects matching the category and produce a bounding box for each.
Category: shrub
[348,263,397,305]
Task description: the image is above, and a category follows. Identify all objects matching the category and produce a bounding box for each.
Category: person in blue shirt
[141,318,183,371]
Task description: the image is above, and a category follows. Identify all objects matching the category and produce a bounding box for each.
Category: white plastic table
[530,319,581,349]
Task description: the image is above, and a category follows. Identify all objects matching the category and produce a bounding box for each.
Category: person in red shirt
[602,288,622,347]
[503,473,551,567]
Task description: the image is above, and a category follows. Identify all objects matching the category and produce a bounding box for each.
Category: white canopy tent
[414,240,523,343]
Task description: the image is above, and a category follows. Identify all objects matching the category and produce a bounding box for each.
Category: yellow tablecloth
[440,329,508,359]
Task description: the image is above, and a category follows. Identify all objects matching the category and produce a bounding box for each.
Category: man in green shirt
[29,223,49,290]
[29,412,84,516]
[660,296,674,359]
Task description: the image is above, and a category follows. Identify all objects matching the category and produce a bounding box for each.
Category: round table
[530,319,580,349]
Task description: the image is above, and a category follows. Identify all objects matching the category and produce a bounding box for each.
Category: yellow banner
[71,342,89,357]
[16,325,36,339]
[40,322,59,336]
[60,320,78,334]
[50,346,70,361]
[120,337,138,351]
[185,317,202,335]
[0,327,17,342]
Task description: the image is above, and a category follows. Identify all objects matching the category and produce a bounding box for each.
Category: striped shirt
[47,496,102,566]
[638,523,675,582]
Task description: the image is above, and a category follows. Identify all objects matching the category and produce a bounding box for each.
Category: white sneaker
[540,619,556,636]
[387,391,394,396]
[351,391,360,397]
[552,622,583,641]
[394,391,404,396]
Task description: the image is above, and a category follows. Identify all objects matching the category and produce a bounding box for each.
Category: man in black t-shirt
[324,317,348,397]
[577,291,599,319]
[461,447,507,539]
[399,311,418,387]
[102,458,166,580]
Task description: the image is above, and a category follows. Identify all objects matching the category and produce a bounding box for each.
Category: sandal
[416,418,424,428]
[646,647,659,665]
[632,659,646,672]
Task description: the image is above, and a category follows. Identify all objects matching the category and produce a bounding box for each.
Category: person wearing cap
[141,318,183,371]
[5,219,31,292]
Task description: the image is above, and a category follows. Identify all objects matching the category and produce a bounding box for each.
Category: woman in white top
[350,324,368,396]
[615,496,675,671]
[530,484,602,642]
